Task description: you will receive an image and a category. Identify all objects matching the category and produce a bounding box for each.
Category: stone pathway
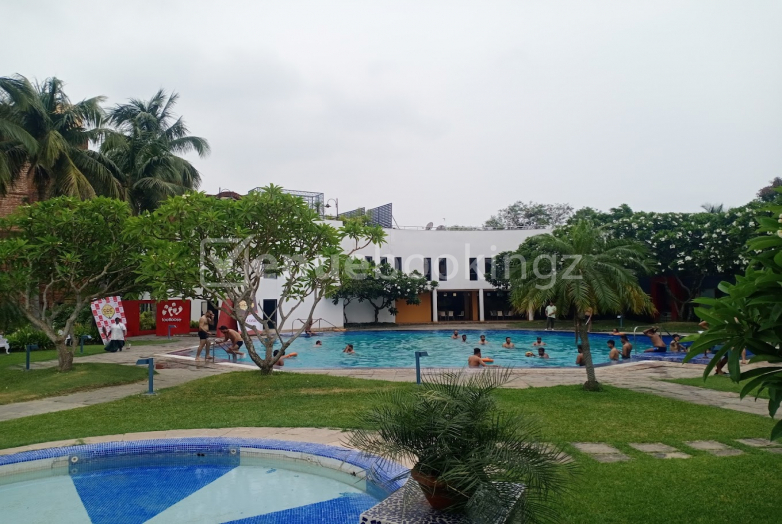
[570,439,779,462]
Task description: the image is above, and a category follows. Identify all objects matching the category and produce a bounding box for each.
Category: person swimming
[532,337,545,347]
[343,344,355,354]
[502,337,515,349]
[461,334,468,343]
[315,340,322,347]
[479,334,488,345]
[451,330,459,339]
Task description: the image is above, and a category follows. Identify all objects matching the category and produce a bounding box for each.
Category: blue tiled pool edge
[0,437,408,497]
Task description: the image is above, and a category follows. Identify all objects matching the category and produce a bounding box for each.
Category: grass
[509,319,701,333]
[0,346,147,404]
[666,374,771,400]
[0,372,778,523]
[127,338,185,346]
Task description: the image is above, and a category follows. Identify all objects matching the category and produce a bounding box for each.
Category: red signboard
[155,300,191,337]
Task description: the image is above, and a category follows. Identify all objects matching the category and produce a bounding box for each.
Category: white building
[255,220,550,330]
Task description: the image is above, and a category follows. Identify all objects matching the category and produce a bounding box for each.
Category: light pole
[325,198,339,218]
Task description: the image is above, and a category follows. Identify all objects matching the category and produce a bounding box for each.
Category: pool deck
[0,334,775,425]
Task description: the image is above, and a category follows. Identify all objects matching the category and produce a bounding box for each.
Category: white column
[432,289,438,322]
[478,289,485,322]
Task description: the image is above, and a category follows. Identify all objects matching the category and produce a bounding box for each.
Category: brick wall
[0,171,37,218]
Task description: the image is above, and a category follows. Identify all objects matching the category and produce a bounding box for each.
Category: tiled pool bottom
[0,438,406,524]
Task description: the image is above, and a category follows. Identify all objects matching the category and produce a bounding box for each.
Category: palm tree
[701,202,725,214]
[101,90,209,213]
[0,75,122,199]
[510,221,654,390]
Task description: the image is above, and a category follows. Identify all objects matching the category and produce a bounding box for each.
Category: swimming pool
[0,439,405,524]
[173,329,686,369]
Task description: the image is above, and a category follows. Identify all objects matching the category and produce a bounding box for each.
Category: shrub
[190,320,199,329]
[6,326,55,352]
[139,311,156,331]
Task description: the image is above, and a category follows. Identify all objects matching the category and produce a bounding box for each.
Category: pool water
[179,329,685,369]
[0,450,382,524]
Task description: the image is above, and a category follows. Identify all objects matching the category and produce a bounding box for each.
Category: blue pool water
[178,329,687,369]
[0,441,393,524]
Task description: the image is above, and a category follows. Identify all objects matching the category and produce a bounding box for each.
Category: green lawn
[0,347,148,404]
[0,373,778,523]
[666,374,771,400]
[127,338,185,346]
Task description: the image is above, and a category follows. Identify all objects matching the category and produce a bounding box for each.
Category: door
[262,299,278,329]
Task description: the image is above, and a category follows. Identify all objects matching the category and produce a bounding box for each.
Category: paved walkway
[0,336,775,422]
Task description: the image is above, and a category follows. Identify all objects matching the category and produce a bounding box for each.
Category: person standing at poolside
[195,311,214,361]
[532,337,545,347]
[502,337,515,348]
[545,301,557,331]
[607,340,620,361]
[643,327,667,353]
[620,335,633,359]
[468,347,488,368]
[451,330,459,339]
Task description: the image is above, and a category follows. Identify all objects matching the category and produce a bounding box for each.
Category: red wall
[156,300,192,336]
[123,300,156,337]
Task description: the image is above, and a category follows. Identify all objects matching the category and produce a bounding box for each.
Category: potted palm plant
[348,368,573,522]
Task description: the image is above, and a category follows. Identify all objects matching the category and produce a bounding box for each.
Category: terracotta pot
[410,466,468,511]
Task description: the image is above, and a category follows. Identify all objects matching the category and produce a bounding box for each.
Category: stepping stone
[629,443,691,459]
[684,441,743,457]
[736,438,781,449]
[570,443,631,463]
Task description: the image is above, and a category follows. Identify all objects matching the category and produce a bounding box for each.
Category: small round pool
[0,438,405,524]
[171,329,690,369]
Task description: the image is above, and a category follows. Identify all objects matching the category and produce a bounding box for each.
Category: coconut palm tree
[701,202,725,214]
[101,90,209,213]
[510,221,654,390]
[0,75,122,199]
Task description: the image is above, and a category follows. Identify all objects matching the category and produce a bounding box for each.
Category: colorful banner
[90,296,126,344]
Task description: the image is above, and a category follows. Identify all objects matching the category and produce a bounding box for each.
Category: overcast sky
[3,1,781,226]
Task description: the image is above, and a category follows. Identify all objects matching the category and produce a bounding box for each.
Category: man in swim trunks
[461,334,468,343]
[343,344,355,354]
[451,330,459,339]
[643,327,667,353]
[532,337,545,347]
[502,337,515,349]
[620,335,633,359]
[607,339,620,361]
[196,311,214,361]
[479,335,488,345]
[273,349,296,367]
[468,347,487,368]
[537,347,550,359]
[217,326,245,359]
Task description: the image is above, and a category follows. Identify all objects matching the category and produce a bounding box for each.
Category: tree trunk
[57,340,74,372]
[577,315,600,391]
[374,307,380,323]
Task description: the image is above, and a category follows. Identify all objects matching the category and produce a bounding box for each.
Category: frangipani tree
[0,197,141,371]
[685,192,782,440]
[330,261,437,323]
[132,186,384,374]
[510,221,654,390]
[569,205,762,319]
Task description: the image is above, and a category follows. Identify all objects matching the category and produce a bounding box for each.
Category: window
[424,258,432,280]
[469,258,478,281]
[380,257,388,266]
[365,256,375,266]
[394,257,402,271]
[484,257,493,278]
[438,258,448,281]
